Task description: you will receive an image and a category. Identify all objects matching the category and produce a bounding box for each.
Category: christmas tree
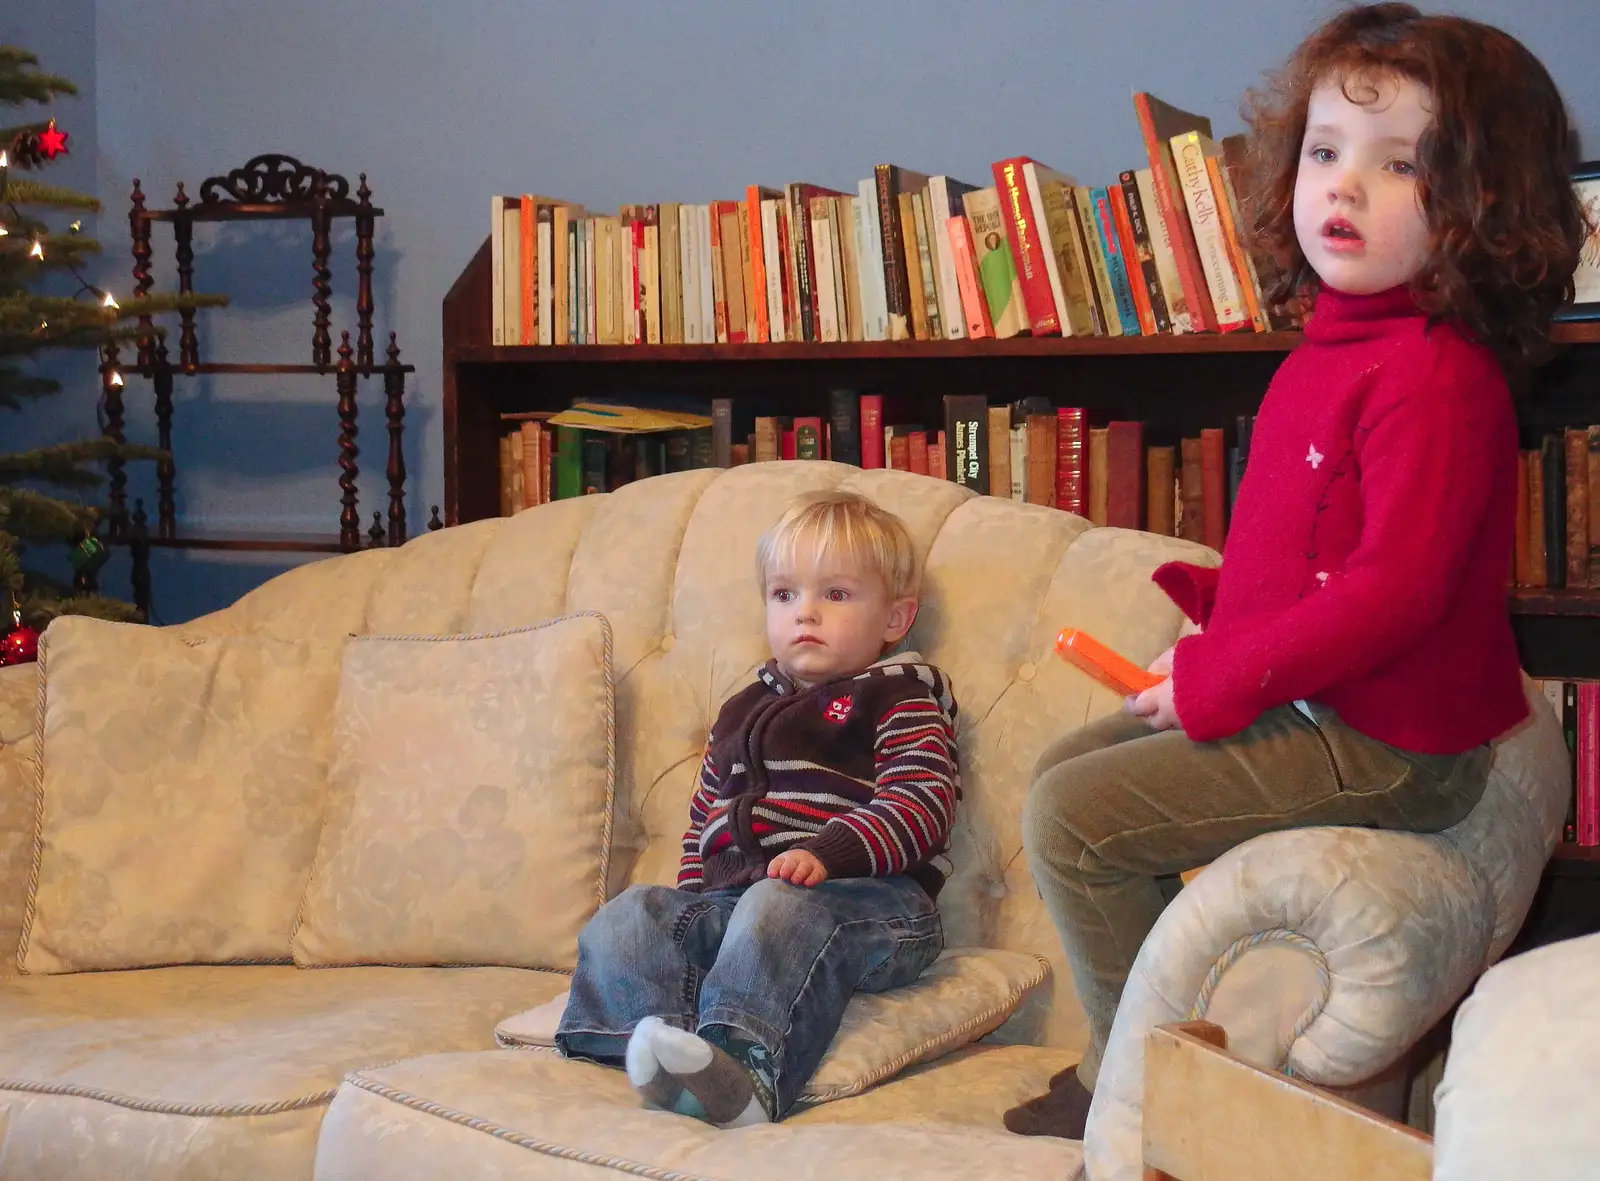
[1,45,222,659]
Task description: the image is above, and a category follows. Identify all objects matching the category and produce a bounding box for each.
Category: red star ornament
[37,120,68,160]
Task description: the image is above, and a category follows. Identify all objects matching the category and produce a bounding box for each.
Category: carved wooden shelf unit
[102,154,415,615]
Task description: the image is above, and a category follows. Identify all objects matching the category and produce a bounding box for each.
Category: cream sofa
[0,462,1568,1180]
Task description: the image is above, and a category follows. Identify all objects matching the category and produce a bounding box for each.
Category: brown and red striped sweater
[677,652,960,899]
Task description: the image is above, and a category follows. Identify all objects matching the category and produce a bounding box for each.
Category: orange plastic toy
[1054,628,1166,697]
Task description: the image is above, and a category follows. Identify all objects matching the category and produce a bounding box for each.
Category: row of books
[1516,429,1600,590]
[487,92,1294,351]
[497,393,1251,548]
[1538,679,1600,846]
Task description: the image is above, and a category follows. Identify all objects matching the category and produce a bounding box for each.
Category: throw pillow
[20,618,343,973]
[291,613,615,971]
[494,946,1050,1101]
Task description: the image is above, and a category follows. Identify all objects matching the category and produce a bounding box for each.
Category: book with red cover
[1105,421,1145,529]
[927,431,946,484]
[1179,437,1205,542]
[1201,427,1227,549]
[907,430,930,476]
[1132,92,1220,333]
[1579,681,1599,846]
[887,432,911,472]
[1055,407,1086,514]
[745,185,782,343]
[992,156,1061,336]
[859,395,885,469]
[794,416,824,460]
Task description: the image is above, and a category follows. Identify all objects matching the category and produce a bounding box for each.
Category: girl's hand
[767,849,829,887]
[1147,644,1176,676]
[1127,675,1183,732]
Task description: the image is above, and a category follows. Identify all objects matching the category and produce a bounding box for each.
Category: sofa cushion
[20,618,344,974]
[314,1043,1083,1181]
[496,947,1050,1102]
[0,963,563,1181]
[292,614,616,971]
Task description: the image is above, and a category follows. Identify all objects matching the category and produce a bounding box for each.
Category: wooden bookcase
[441,231,1600,893]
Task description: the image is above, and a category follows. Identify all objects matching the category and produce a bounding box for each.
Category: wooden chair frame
[1142,1022,1433,1181]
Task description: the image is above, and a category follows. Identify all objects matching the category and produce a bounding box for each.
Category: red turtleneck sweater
[1153,285,1528,753]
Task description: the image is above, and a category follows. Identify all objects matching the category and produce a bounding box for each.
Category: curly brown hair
[1242,2,1586,372]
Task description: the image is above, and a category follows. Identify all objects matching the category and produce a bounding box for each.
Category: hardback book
[1566,428,1589,589]
[1179,437,1206,543]
[1587,426,1600,586]
[828,389,862,467]
[1201,427,1228,549]
[1147,446,1177,535]
[1055,407,1087,515]
[1026,414,1059,508]
[987,405,1012,497]
[859,395,886,469]
[963,187,1029,339]
[1105,421,1145,528]
[942,395,989,490]
[1087,427,1109,525]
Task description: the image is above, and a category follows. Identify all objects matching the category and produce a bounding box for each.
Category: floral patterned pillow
[20,618,344,973]
[291,613,615,971]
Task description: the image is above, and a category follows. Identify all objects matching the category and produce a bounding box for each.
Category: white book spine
[538,217,554,346]
[680,206,699,345]
[698,205,715,344]
[1137,167,1190,334]
[858,178,889,341]
[1170,133,1248,329]
[850,189,881,342]
[928,178,966,339]
[1009,426,1028,501]
[813,211,839,343]
[503,204,523,345]
[761,199,785,343]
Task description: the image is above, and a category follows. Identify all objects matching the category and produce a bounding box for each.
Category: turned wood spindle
[355,174,376,367]
[172,182,199,370]
[129,179,155,369]
[100,342,128,542]
[427,506,444,532]
[153,341,177,540]
[130,500,152,621]
[336,332,360,548]
[367,512,386,549]
[384,333,407,546]
[311,174,334,367]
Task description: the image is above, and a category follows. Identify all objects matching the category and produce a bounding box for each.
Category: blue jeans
[555,875,943,1117]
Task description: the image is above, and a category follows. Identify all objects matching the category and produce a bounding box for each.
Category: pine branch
[0,180,100,212]
[20,592,141,627]
[0,486,98,543]
[0,439,164,487]
[0,46,77,107]
[0,364,55,409]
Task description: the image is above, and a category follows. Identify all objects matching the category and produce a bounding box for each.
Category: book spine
[1134,94,1217,332]
[1035,172,1098,336]
[795,416,823,460]
[1121,171,1171,334]
[1146,446,1177,535]
[859,395,885,469]
[829,389,862,466]
[491,196,506,345]
[1074,187,1122,338]
[1108,183,1155,335]
[928,178,967,340]
[1087,427,1109,525]
[1566,427,1590,589]
[833,196,860,341]
[812,199,840,343]
[735,203,755,343]
[659,202,682,344]
[697,205,715,344]
[538,208,555,346]
[708,203,729,344]
[948,216,994,339]
[1055,407,1086,515]
[1027,415,1059,507]
[907,430,929,476]
[943,394,988,490]
[1092,187,1142,336]
[519,197,537,346]
[1010,425,1028,500]
[964,187,1027,339]
[1207,158,1267,332]
[1179,438,1206,542]
[680,206,700,345]
[1589,426,1600,585]
[1580,682,1599,846]
[1173,134,1249,331]
[1515,450,1532,586]
[754,417,781,463]
[1528,450,1548,588]
[1544,434,1567,589]
[711,398,734,468]
[875,165,913,340]
[776,202,797,344]
[718,203,748,343]
[644,206,661,344]
[1105,421,1145,528]
[746,186,771,343]
[1201,427,1227,549]
[987,406,1012,497]
[857,178,889,341]
[928,432,946,483]
[993,157,1060,335]
[762,199,786,343]
[1136,167,1187,334]
[790,185,818,342]
[912,191,944,340]
[888,431,911,472]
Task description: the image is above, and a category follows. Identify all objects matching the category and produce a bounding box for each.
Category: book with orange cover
[1132,92,1218,333]
[1055,628,1165,696]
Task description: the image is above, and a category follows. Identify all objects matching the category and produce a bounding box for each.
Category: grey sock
[625,1017,706,1120]
[637,1019,772,1127]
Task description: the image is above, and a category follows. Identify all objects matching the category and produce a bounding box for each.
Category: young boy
[555,489,960,1126]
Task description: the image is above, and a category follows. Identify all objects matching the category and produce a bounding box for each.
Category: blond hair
[756,490,919,600]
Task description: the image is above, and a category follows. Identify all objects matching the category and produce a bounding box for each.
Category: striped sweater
[678,652,960,898]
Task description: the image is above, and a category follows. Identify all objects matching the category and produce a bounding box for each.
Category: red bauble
[1,623,40,666]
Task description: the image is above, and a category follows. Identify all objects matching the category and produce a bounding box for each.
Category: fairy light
[101,292,118,309]
[108,370,124,387]
[28,239,44,260]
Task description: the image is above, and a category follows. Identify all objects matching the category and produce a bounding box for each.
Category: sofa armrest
[1432,932,1600,1181]
[1085,825,1494,1181]
[0,662,39,977]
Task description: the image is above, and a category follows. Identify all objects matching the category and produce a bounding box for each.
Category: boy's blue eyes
[769,589,851,602]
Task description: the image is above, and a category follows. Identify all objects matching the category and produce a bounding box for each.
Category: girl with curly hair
[1007,2,1587,1142]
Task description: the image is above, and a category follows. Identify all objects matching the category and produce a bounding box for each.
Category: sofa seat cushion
[315,1042,1084,1180]
[0,964,565,1181]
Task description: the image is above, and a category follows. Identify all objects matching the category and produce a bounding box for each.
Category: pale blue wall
[8,0,1600,620]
